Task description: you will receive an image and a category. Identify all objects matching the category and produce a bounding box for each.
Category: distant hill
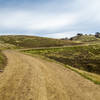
[0,35,81,48]
[70,34,100,42]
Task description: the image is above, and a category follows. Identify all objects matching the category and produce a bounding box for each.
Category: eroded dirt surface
[0,50,100,100]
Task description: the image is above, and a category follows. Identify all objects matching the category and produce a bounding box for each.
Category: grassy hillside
[0,35,82,48]
[70,35,100,42]
[24,44,100,74]
[0,41,16,49]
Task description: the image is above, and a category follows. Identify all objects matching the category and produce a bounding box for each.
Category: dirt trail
[0,50,100,100]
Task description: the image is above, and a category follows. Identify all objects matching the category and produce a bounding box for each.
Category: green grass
[22,51,100,85]
[23,44,100,84]
[0,35,82,48]
[0,41,17,50]
[23,44,100,74]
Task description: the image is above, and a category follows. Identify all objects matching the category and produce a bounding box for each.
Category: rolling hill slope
[0,35,100,99]
[0,35,81,48]
[70,35,100,42]
[24,44,100,74]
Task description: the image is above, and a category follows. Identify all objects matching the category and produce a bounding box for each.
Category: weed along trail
[0,50,99,100]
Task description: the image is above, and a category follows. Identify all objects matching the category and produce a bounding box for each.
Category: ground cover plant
[0,35,82,48]
[0,50,7,70]
[24,45,100,74]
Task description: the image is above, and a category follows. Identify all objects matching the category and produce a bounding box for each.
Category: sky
[0,0,100,38]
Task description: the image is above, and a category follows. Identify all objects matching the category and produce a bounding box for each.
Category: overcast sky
[0,0,100,38]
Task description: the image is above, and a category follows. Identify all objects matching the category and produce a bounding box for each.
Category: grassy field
[23,44,100,74]
[0,41,17,50]
[0,35,82,48]
[23,44,100,84]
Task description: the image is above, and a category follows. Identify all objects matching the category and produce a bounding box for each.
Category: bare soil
[0,50,100,100]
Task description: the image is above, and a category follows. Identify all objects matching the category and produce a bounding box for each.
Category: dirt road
[0,50,100,100]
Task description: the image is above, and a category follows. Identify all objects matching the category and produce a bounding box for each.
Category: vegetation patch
[0,41,17,50]
[0,35,82,48]
[23,45,100,74]
[0,50,7,70]
[23,44,100,74]
[65,65,100,84]
[23,50,100,84]
[69,33,100,42]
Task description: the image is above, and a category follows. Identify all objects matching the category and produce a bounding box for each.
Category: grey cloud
[0,0,100,38]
